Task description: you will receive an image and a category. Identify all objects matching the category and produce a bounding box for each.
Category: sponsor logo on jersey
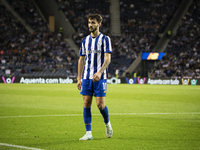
[86,50,101,55]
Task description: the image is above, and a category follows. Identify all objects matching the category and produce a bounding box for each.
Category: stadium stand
[111,0,182,77]
[151,0,200,78]
[0,1,78,77]
[56,0,122,76]
[1,0,199,78]
[56,0,110,47]
[119,0,182,53]
[8,0,49,32]
[56,0,136,76]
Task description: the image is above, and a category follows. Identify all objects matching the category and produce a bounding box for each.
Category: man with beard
[77,13,113,140]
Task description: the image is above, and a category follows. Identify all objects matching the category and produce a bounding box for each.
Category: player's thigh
[80,79,93,96]
[82,95,93,108]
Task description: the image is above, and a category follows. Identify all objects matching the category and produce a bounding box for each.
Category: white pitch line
[0,114,83,119]
[0,142,44,150]
[110,112,200,115]
[0,112,200,119]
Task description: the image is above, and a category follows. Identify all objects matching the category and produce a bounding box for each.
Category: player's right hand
[77,80,82,90]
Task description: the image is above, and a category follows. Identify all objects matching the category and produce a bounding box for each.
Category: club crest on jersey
[98,40,102,46]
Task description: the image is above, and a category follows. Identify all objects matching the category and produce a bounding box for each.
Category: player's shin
[83,107,92,131]
[99,105,109,123]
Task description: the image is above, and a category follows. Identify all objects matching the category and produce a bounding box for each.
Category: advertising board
[1,76,199,85]
[1,76,75,84]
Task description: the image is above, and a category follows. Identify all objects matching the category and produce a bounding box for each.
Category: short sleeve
[79,40,86,56]
[104,36,112,53]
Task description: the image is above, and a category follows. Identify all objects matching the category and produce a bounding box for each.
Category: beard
[89,25,98,33]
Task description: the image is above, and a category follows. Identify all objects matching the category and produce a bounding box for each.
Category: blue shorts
[80,79,107,97]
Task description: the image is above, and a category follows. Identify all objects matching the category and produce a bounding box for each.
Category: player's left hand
[93,72,102,82]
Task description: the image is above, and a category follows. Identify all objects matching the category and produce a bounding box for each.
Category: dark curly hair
[87,13,103,24]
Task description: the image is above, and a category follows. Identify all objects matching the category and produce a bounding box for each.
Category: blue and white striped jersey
[79,32,112,79]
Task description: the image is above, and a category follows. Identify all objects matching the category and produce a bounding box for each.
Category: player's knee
[84,101,92,107]
[97,103,104,110]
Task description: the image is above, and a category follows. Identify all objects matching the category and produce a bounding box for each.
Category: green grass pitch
[0,84,200,150]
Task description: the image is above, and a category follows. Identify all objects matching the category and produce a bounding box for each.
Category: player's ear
[98,22,101,27]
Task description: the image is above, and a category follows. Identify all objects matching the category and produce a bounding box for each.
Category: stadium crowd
[8,0,49,32]
[151,0,200,78]
[56,0,110,46]
[56,0,183,77]
[119,0,182,53]
[1,0,200,78]
[0,1,78,77]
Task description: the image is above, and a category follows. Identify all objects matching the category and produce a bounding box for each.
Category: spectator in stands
[0,1,78,77]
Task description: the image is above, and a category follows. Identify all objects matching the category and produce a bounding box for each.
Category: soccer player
[77,13,113,140]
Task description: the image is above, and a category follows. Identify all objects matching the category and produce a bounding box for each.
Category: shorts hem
[94,95,106,97]
[80,93,93,96]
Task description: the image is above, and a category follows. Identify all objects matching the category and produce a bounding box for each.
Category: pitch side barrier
[0,76,77,84]
[1,76,199,85]
[124,77,200,85]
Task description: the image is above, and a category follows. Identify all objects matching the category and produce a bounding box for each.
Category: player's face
[88,18,99,33]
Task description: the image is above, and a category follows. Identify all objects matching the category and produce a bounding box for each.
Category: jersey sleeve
[79,40,86,56]
[104,36,112,53]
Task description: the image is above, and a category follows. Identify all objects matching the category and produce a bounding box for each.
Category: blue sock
[100,105,109,124]
[83,107,91,131]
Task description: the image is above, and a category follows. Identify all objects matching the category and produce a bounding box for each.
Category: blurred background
[0,0,199,79]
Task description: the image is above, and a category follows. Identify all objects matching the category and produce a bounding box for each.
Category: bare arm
[77,56,85,90]
[93,53,111,82]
